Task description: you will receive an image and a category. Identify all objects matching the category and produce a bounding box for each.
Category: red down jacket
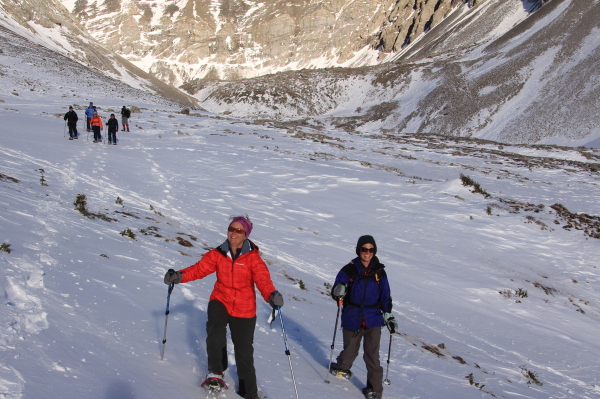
[179,240,276,318]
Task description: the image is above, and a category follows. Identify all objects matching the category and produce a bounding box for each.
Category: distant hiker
[89,110,103,143]
[85,102,97,132]
[63,106,79,140]
[106,113,119,145]
[163,216,283,399]
[120,106,130,132]
[329,235,397,399]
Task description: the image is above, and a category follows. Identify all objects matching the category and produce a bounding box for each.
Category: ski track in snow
[1,72,600,399]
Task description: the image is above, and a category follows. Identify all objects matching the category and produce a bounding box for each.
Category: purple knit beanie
[230,216,253,238]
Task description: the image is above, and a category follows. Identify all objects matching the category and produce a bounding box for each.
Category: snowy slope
[2,22,600,399]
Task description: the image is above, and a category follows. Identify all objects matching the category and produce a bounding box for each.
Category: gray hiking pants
[337,326,384,399]
[206,300,257,399]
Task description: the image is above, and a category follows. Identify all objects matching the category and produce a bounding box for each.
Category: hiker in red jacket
[164,216,283,399]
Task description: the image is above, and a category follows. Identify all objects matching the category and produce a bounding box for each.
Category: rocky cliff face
[66,0,472,86]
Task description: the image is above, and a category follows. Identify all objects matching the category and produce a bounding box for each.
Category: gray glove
[164,269,182,285]
[332,282,347,300]
[269,291,284,308]
[383,313,398,334]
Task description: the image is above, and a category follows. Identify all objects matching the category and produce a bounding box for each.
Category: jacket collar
[218,239,253,259]
[352,256,383,274]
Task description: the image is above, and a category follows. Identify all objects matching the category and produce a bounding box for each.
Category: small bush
[533,282,558,295]
[176,237,193,247]
[36,168,48,186]
[149,204,164,217]
[465,373,485,390]
[120,228,136,239]
[1,243,11,253]
[499,288,528,302]
[453,355,467,364]
[72,195,116,221]
[520,366,542,386]
[517,289,528,298]
[298,280,307,290]
[460,174,491,198]
[115,196,124,206]
[74,194,89,215]
[0,172,19,183]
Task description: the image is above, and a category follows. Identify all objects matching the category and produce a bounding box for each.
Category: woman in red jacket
[164,216,283,399]
[89,110,103,143]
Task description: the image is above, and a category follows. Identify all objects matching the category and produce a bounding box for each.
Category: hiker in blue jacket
[329,235,398,399]
[85,102,96,132]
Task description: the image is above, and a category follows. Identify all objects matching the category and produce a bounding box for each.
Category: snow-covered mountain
[64,0,473,86]
[187,0,600,146]
[0,0,199,107]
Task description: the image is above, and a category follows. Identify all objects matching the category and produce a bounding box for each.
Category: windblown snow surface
[1,30,600,399]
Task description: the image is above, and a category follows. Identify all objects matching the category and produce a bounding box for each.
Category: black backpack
[123,108,131,118]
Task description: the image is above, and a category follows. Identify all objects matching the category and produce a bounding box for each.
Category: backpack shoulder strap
[341,262,357,282]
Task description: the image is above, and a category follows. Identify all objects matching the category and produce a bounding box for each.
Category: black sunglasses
[360,247,375,253]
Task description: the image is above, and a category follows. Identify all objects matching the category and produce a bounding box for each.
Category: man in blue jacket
[329,235,398,399]
[85,102,96,132]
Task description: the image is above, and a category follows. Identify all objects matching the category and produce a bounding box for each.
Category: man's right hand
[332,282,347,300]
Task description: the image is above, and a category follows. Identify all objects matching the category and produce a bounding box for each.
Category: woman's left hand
[269,291,284,308]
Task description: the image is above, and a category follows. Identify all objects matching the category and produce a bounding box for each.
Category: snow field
[1,85,600,399]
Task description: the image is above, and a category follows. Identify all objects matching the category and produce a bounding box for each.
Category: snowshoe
[362,387,378,399]
[201,372,228,392]
[69,137,73,140]
[329,362,352,379]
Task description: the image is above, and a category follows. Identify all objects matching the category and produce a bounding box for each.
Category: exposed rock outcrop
[68,0,471,85]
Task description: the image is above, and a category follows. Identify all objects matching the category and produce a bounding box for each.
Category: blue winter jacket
[85,106,96,118]
[333,256,392,331]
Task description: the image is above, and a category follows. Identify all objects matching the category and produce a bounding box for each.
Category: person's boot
[329,362,352,379]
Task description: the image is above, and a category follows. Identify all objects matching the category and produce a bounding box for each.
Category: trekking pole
[160,269,176,361]
[324,298,343,383]
[383,332,392,385]
[64,120,66,138]
[277,307,299,399]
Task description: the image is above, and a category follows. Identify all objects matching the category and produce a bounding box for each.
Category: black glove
[384,313,398,334]
[164,269,182,285]
[269,291,284,308]
[331,282,347,300]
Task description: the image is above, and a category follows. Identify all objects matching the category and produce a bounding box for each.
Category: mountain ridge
[182,0,600,146]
